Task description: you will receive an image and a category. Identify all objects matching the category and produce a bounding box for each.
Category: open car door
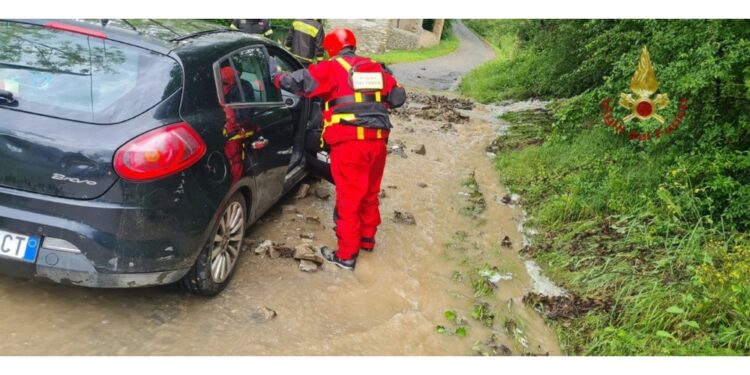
[266,46,332,185]
[303,99,333,184]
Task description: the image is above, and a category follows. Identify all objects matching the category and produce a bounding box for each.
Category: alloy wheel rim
[210,201,244,283]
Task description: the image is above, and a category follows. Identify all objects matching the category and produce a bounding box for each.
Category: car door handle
[251,137,269,150]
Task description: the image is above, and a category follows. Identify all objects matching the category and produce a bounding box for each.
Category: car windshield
[0,21,182,124]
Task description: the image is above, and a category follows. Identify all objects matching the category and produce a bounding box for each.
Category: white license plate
[0,229,40,263]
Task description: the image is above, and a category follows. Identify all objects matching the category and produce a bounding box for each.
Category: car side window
[227,47,280,104]
[268,47,301,74]
[272,54,295,74]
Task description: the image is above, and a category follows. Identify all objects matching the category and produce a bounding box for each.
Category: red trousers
[330,139,388,260]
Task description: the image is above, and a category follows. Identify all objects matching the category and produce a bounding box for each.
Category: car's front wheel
[181,192,246,296]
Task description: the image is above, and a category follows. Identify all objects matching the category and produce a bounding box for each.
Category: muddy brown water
[0,25,562,355]
[0,90,560,355]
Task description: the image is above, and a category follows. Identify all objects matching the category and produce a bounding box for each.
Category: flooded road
[0,91,560,355]
[0,23,561,355]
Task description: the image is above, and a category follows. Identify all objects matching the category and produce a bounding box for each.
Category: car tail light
[113,123,206,182]
[46,22,107,39]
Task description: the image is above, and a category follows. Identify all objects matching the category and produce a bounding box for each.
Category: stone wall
[325,19,391,55]
[417,30,440,49]
[323,19,446,54]
[387,28,419,50]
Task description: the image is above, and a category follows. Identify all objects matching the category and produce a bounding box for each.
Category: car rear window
[0,21,182,124]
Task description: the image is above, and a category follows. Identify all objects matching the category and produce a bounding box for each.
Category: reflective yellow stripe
[375,91,381,102]
[329,113,357,126]
[354,92,363,103]
[335,57,352,71]
[376,129,382,139]
[356,127,365,140]
[228,130,254,141]
[293,21,320,38]
[321,113,357,147]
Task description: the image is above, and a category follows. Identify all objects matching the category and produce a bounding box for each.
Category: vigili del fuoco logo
[601,47,688,142]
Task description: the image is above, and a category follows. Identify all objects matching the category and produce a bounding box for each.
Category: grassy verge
[493,109,750,355]
[460,21,523,102]
[460,19,750,356]
[369,34,459,65]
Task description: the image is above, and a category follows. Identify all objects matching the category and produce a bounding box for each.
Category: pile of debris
[387,139,427,159]
[522,292,612,320]
[395,93,473,124]
[294,182,331,200]
[251,240,325,272]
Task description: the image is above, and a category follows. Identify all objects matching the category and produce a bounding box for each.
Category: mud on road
[0,90,561,356]
[0,23,561,355]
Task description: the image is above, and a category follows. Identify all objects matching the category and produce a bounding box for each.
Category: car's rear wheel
[181,192,246,296]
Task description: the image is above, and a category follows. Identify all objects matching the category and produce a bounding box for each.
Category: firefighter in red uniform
[273,28,406,270]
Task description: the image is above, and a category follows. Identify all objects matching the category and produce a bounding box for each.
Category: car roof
[5,19,274,57]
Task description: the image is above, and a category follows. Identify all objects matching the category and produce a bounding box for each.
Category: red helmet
[323,28,357,57]
[220,66,237,95]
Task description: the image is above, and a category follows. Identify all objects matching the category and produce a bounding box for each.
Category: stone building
[324,19,446,55]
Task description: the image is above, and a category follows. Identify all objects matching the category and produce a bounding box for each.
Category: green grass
[459,21,523,103]
[459,18,750,356]
[369,34,459,65]
[491,110,750,355]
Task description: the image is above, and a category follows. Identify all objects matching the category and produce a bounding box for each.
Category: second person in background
[285,19,325,65]
[231,19,273,37]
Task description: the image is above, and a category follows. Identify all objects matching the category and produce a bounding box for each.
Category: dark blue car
[0,19,328,295]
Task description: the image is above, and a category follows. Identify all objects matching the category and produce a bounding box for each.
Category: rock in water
[253,240,274,255]
[413,144,426,155]
[388,140,408,159]
[314,187,331,200]
[501,236,513,248]
[295,183,311,199]
[250,307,277,322]
[293,244,324,265]
[393,211,417,225]
[299,260,319,272]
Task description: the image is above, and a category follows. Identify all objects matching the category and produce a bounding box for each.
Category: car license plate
[0,229,40,263]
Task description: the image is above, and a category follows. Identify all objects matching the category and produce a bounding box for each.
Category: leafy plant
[462,19,750,355]
[471,303,496,328]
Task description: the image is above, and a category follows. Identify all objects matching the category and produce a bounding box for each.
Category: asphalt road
[390,21,496,91]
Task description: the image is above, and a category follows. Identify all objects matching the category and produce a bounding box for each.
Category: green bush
[465,19,750,355]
